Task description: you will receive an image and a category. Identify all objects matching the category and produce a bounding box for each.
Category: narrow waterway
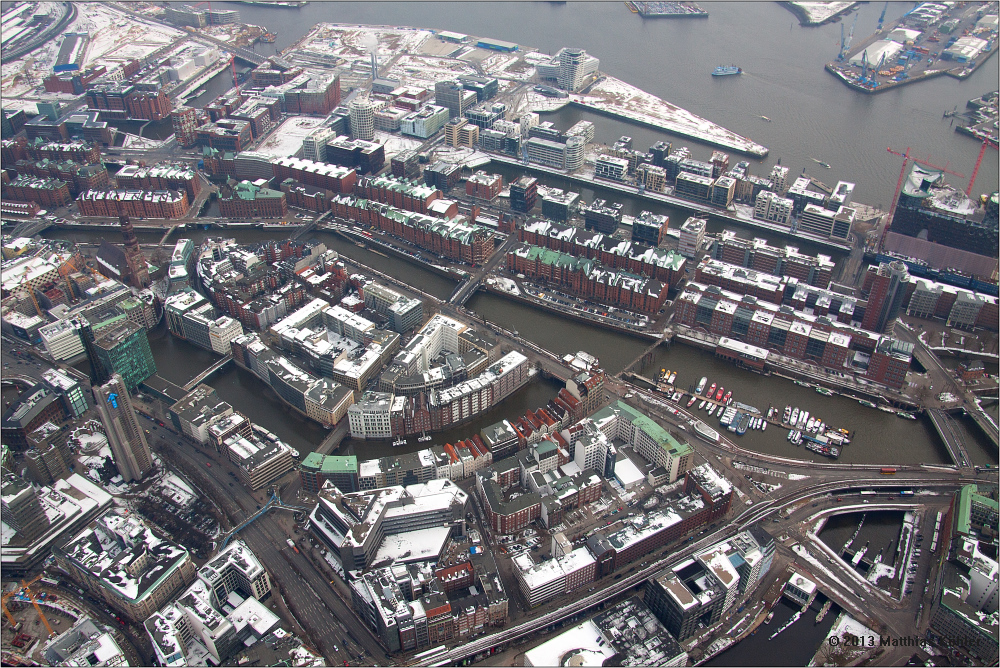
[703,597,840,667]
[819,510,906,579]
[642,343,955,466]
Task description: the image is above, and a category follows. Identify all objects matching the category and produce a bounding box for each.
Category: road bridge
[182,354,233,391]
[448,233,520,306]
[927,408,972,468]
[10,219,54,238]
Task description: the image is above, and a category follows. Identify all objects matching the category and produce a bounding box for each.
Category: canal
[819,510,906,575]
[48,221,997,464]
[703,596,841,667]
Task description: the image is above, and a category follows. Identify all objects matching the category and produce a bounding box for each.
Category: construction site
[1,576,76,666]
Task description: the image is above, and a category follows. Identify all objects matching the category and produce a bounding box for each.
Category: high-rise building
[349,97,375,142]
[93,374,153,483]
[862,260,910,333]
[434,80,477,119]
[171,106,199,148]
[1,474,50,544]
[509,176,538,213]
[92,320,156,392]
[556,48,600,92]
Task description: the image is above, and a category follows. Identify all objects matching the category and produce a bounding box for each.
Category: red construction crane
[966,137,998,197]
[880,147,965,253]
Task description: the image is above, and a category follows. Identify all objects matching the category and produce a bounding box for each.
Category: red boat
[715,387,725,402]
[687,396,697,408]
[706,382,717,397]
[723,390,732,404]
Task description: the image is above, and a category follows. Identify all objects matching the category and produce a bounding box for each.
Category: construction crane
[839,12,859,61]
[23,580,55,639]
[877,0,889,31]
[966,137,998,197]
[1,575,55,639]
[880,147,966,252]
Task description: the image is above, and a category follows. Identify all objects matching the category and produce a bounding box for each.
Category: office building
[41,368,89,419]
[678,217,706,258]
[540,189,579,222]
[223,432,294,490]
[583,199,623,234]
[434,80,477,118]
[349,97,376,142]
[510,175,538,213]
[299,453,359,494]
[399,104,449,139]
[1,475,51,544]
[595,155,629,181]
[363,281,424,333]
[93,374,153,483]
[862,260,910,333]
[753,190,794,226]
[555,48,600,92]
[92,320,157,392]
[309,478,468,572]
[631,210,669,246]
[524,597,686,667]
[55,508,196,623]
[797,203,855,240]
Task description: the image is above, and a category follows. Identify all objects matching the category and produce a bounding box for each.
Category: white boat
[417,431,432,443]
[392,437,408,447]
[696,377,708,394]
[668,372,677,385]
[790,408,799,426]
[707,404,717,417]
[806,417,815,432]
[761,420,767,432]
[799,411,810,430]
[698,400,707,410]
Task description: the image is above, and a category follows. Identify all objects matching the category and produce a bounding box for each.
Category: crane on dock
[839,12,858,61]
[881,147,965,252]
[965,137,998,197]
[877,1,888,31]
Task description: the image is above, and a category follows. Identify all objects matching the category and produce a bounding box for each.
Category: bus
[900,490,914,496]
[860,490,877,496]
[881,467,897,475]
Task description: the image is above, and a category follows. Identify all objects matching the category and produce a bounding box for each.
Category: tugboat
[723,390,733,405]
[712,65,743,76]
[715,386,725,402]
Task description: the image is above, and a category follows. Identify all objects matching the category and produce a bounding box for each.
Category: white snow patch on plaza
[254,116,327,159]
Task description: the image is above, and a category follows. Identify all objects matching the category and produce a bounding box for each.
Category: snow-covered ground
[297,23,433,70]
[560,76,769,157]
[253,116,327,159]
[373,131,423,161]
[1,2,183,99]
[68,3,183,70]
[386,54,477,88]
[787,2,857,25]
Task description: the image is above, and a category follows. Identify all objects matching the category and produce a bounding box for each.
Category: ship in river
[713,65,742,76]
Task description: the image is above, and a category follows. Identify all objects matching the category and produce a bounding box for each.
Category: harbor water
[203,0,998,205]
